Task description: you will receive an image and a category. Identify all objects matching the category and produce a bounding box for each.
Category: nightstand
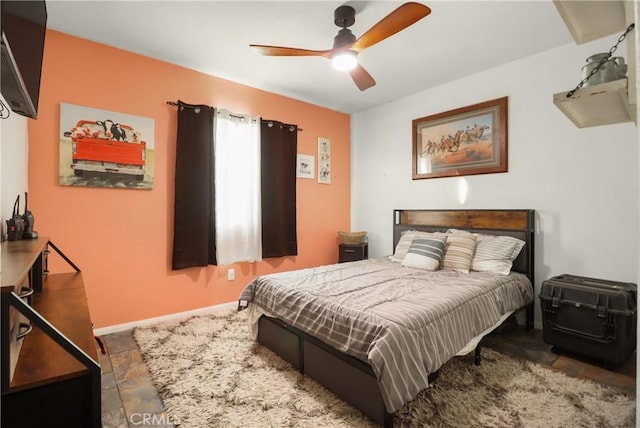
[338,243,368,263]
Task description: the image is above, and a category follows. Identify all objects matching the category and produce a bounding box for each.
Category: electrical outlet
[228,269,235,281]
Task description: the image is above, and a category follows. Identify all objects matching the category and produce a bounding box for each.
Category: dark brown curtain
[172,101,217,269]
[260,120,297,258]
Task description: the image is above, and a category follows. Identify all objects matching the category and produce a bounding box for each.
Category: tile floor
[482,317,636,395]
[99,330,171,428]
[99,317,636,427]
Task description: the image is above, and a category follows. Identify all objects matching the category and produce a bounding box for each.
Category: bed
[239,209,535,427]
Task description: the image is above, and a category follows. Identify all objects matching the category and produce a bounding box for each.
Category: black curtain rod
[166,101,210,112]
[166,101,303,131]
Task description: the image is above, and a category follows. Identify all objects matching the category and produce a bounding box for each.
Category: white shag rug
[133,310,635,427]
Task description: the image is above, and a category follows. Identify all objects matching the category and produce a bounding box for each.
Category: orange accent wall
[28,30,351,328]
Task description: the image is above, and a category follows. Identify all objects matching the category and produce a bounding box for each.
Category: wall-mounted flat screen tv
[1,0,47,119]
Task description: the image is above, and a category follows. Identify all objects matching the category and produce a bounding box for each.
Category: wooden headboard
[393,209,535,327]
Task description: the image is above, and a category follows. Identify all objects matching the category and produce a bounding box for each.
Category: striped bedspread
[239,257,533,413]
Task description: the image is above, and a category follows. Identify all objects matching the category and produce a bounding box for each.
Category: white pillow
[390,230,446,263]
[402,238,446,271]
[441,232,477,273]
[471,235,525,275]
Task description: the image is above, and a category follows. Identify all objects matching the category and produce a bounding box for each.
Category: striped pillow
[390,230,446,263]
[441,232,477,273]
[471,235,525,275]
[402,238,446,271]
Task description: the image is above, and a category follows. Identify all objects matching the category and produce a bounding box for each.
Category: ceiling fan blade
[250,44,332,58]
[351,2,431,52]
[349,64,376,91]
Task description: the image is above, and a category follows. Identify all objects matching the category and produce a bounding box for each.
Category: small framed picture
[318,137,331,184]
[296,154,315,179]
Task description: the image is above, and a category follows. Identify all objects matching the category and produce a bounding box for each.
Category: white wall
[0,94,29,237]
[351,35,639,329]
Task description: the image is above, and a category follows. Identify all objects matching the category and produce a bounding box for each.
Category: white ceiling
[45,1,573,114]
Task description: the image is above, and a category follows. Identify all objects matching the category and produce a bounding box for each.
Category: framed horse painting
[412,96,508,180]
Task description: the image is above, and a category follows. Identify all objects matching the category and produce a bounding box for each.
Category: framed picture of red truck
[60,103,154,189]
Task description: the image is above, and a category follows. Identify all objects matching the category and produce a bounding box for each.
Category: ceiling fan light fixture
[250,2,431,90]
[331,50,358,71]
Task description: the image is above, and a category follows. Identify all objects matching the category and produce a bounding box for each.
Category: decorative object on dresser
[1,238,100,428]
[540,274,637,365]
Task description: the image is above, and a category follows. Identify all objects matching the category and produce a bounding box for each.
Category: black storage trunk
[540,274,637,364]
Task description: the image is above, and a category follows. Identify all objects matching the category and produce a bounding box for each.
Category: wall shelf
[553,78,635,128]
[553,0,626,45]
[552,0,636,128]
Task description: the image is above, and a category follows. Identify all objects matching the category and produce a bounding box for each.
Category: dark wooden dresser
[1,237,101,427]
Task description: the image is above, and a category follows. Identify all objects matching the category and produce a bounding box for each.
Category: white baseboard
[93,301,238,336]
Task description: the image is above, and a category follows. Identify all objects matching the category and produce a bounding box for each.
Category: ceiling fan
[250,2,431,91]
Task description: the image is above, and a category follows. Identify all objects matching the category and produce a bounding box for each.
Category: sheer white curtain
[214,109,262,264]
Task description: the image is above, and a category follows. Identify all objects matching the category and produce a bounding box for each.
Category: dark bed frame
[257,209,535,427]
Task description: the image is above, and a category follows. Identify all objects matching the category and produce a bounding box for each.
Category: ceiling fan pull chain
[566,23,635,98]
